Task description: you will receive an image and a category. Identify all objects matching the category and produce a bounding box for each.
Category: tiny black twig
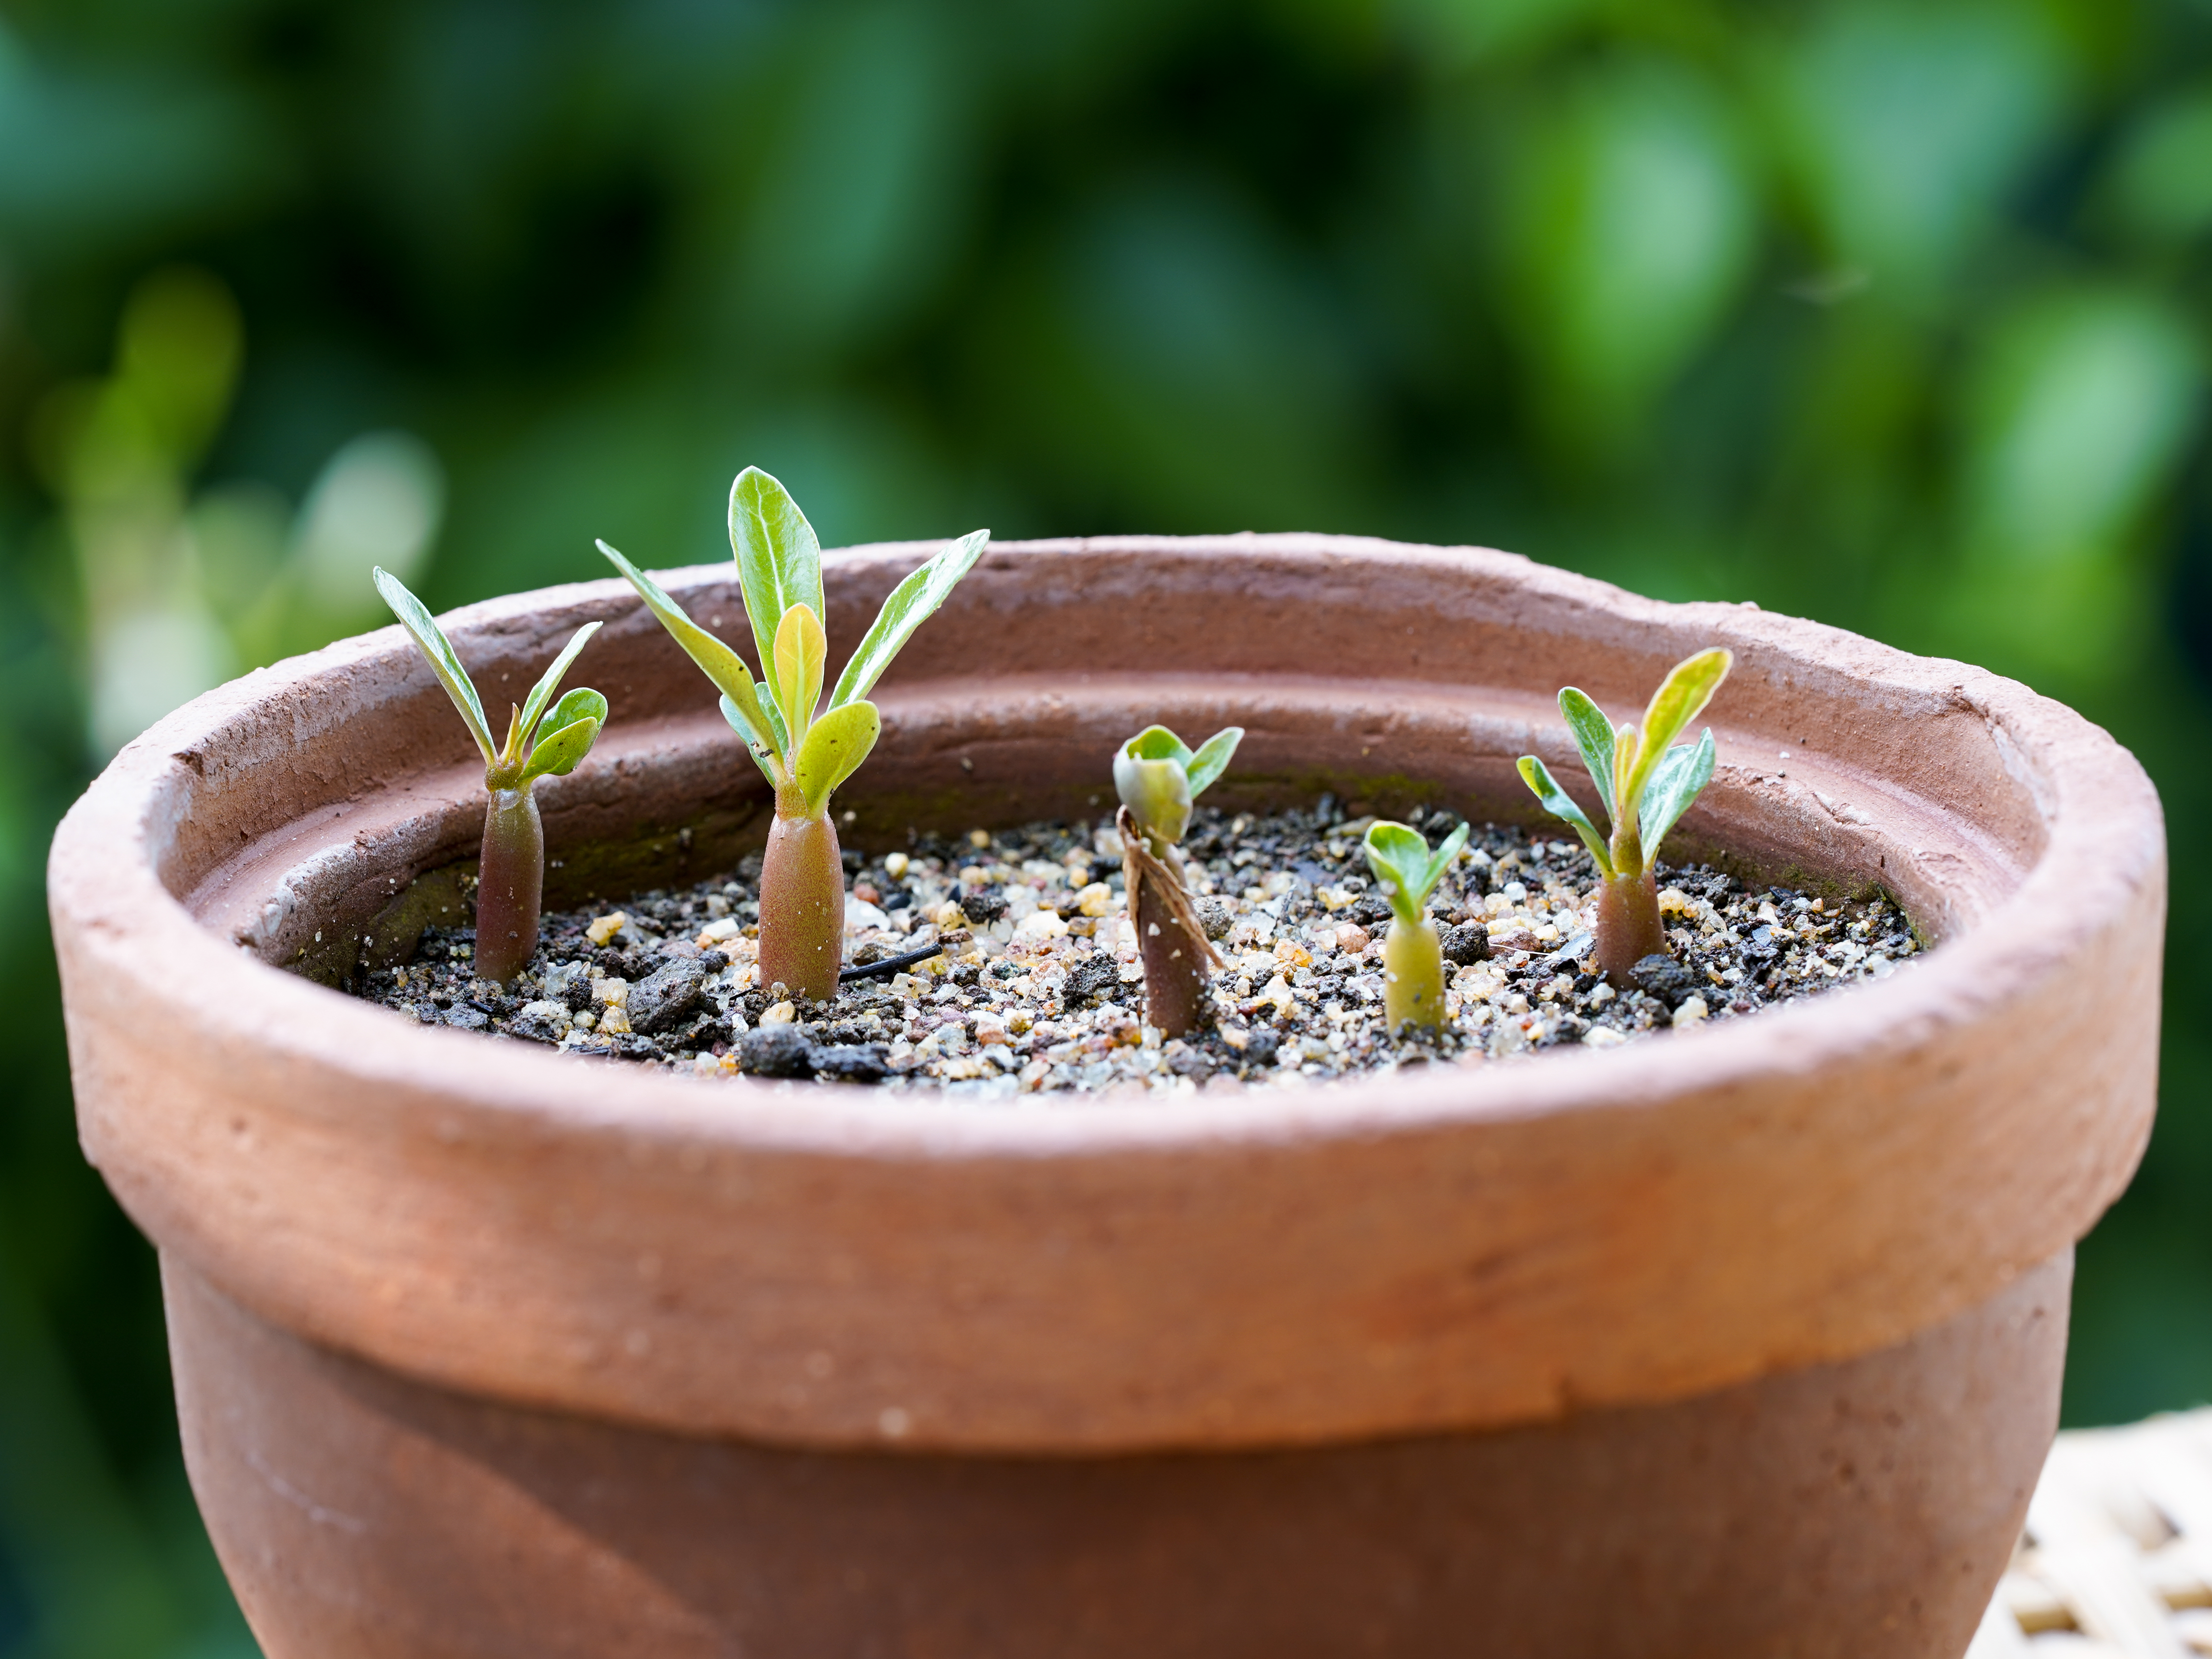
[839,940,947,982]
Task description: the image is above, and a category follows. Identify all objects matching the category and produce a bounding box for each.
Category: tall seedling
[1516,647,1731,985]
[1113,724,1241,1035]
[373,570,607,983]
[601,468,987,1002]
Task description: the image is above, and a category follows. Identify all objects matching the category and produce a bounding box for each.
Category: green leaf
[1558,688,1617,827]
[597,538,783,762]
[1114,750,1193,843]
[515,620,602,754]
[1516,756,1615,876]
[829,529,989,708]
[728,467,823,689]
[374,566,494,764]
[520,714,601,781]
[1624,647,1730,809]
[1185,726,1244,798]
[794,698,881,817]
[1423,820,1471,899]
[539,686,606,740]
[772,601,826,744]
[1124,725,1193,766]
[721,695,785,788]
[1638,729,1716,855]
[1363,821,1441,925]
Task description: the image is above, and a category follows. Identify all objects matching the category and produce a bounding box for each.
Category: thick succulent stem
[1593,868,1669,987]
[476,786,544,983]
[1382,916,1445,1033]
[759,790,846,1003]
[1134,853,1210,1037]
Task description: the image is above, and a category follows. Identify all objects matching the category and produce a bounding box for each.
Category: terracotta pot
[51,535,2163,1658]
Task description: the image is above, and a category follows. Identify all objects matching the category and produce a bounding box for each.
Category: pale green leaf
[520,715,601,781]
[728,467,823,685]
[1423,820,1471,899]
[1558,688,1617,826]
[1613,723,1641,817]
[794,698,881,817]
[1516,756,1615,876]
[374,566,494,763]
[1114,749,1193,842]
[721,695,785,788]
[1124,725,1193,766]
[1638,729,1716,854]
[598,538,782,760]
[1363,821,1439,925]
[829,529,989,708]
[539,686,606,740]
[1185,726,1244,798]
[1625,647,1730,807]
[772,602,826,743]
[516,621,602,752]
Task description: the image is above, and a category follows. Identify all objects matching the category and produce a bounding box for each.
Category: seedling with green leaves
[600,467,986,1002]
[1517,647,1731,985]
[1361,818,1471,1033]
[373,569,607,983]
[1113,724,1242,1036]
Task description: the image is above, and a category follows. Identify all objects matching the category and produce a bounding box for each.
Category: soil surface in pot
[344,801,1920,1093]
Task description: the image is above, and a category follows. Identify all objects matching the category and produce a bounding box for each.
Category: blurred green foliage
[3,0,2210,1652]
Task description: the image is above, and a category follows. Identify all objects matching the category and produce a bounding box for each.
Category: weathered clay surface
[53,537,2163,1456]
[168,1249,2070,1659]
[51,536,2161,1454]
[51,534,2163,1656]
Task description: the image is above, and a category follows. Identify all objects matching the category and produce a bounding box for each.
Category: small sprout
[374,568,606,983]
[1361,818,1470,1033]
[1112,724,1242,1036]
[1516,646,1731,985]
[601,467,986,1001]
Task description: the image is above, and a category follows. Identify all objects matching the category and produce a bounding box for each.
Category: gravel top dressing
[350,802,1922,1096]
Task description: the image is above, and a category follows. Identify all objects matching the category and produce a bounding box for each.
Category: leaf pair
[1517,647,1730,878]
[1113,724,1243,845]
[1363,819,1472,927]
[374,567,607,786]
[602,467,989,819]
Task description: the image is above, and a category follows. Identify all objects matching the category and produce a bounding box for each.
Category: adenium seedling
[1361,818,1471,1033]
[1516,646,1731,985]
[1113,724,1242,1036]
[373,568,606,984]
[600,467,986,1002]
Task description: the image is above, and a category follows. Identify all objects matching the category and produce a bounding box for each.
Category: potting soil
[351,802,1921,1093]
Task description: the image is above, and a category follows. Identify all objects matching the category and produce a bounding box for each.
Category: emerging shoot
[1113,724,1242,1036]
[601,467,986,1002]
[1362,818,1471,1033]
[373,569,606,983]
[1516,647,1732,985]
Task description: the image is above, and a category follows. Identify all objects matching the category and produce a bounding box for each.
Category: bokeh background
[3,0,2209,1651]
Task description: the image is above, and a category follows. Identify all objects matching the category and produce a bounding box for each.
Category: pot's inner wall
[169,544,2041,976]
[192,677,1994,985]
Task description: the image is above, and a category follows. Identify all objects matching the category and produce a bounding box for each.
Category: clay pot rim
[51,532,2165,1450]
[56,533,2154,1159]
